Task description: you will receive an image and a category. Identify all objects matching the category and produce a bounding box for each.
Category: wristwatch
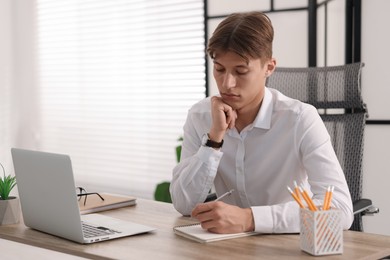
[202,133,224,149]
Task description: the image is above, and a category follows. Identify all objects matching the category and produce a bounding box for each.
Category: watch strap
[205,134,224,148]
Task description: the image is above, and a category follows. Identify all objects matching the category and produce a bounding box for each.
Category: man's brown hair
[207,11,274,64]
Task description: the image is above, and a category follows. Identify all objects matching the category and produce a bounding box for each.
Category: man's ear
[265,58,276,77]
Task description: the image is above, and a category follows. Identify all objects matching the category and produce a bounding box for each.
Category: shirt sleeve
[251,105,354,233]
[251,202,301,233]
[170,108,222,216]
[298,106,354,230]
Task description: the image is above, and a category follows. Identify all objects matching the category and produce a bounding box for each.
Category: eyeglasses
[76,187,105,206]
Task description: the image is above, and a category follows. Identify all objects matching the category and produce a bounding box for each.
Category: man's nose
[222,73,236,89]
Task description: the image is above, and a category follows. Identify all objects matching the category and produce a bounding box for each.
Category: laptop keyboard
[82,222,121,238]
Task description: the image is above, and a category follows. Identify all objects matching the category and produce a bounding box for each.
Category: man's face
[213,51,274,113]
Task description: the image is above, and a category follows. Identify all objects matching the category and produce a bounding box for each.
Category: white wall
[0,0,39,197]
[361,0,390,236]
[9,0,40,150]
[0,0,13,164]
[0,0,39,153]
[363,127,390,235]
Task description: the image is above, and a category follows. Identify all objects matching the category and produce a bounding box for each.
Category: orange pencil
[287,186,305,208]
[293,181,302,204]
[322,186,330,210]
[299,186,318,211]
[323,186,334,210]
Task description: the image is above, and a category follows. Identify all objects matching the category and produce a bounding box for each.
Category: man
[170,11,353,234]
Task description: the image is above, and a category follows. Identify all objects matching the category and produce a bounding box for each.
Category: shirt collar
[252,87,273,130]
[226,87,273,136]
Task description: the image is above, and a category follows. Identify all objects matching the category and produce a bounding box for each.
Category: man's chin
[228,103,240,111]
[221,99,239,110]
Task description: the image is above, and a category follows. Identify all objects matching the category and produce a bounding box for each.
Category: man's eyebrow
[213,60,249,68]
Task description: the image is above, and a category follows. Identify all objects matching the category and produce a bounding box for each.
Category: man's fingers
[211,96,237,132]
[192,202,226,233]
[225,109,237,129]
[191,202,212,218]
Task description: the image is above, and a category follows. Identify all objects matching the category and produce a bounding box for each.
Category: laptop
[11,148,155,244]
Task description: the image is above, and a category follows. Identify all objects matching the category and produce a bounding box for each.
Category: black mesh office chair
[266,62,379,231]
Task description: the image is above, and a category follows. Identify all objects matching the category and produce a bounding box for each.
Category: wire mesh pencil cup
[300,208,343,256]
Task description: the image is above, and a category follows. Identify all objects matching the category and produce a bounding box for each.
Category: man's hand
[191,201,254,234]
[209,96,237,142]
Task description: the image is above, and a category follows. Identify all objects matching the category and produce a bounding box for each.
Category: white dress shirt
[170,87,354,233]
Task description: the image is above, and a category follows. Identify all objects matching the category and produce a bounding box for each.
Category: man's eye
[237,70,248,75]
[215,67,225,72]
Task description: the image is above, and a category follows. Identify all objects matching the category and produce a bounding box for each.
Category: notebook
[11,148,155,244]
[78,192,136,215]
[173,223,257,243]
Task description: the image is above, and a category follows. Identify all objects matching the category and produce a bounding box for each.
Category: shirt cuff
[251,206,274,233]
[196,145,223,168]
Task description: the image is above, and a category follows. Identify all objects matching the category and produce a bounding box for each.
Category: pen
[287,186,305,208]
[215,189,235,201]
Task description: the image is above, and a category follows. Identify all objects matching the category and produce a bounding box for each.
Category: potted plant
[0,162,20,225]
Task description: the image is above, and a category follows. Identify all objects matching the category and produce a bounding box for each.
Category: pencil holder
[299,208,343,256]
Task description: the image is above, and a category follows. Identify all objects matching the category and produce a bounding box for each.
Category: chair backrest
[266,63,366,231]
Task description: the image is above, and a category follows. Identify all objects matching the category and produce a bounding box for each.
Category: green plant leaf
[175,145,182,163]
[154,182,172,203]
[176,136,183,163]
[0,163,17,200]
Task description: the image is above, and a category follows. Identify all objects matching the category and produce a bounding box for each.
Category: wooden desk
[0,238,88,259]
[0,199,389,260]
